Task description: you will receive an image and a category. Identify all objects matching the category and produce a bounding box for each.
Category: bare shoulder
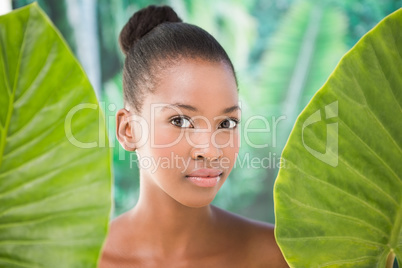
[211,206,289,268]
[102,211,130,250]
[244,218,289,267]
[99,212,134,268]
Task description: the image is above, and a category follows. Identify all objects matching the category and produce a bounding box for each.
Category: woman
[100,5,288,267]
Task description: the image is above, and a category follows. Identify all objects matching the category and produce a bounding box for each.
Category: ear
[116,108,137,151]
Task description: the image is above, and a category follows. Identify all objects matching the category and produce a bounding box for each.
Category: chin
[177,195,216,208]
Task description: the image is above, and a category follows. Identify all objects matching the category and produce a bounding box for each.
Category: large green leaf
[274,8,402,268]
[0,3,112,267]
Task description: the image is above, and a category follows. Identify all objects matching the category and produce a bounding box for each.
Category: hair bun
[119,5,182,56]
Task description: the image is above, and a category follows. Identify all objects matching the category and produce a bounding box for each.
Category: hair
[119,5,237,113]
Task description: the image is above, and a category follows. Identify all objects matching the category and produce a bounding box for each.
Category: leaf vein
[289,160,393,225]
[339,118,402,186]
[283,192,389,238]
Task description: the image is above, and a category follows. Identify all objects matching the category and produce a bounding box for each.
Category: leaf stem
[386,251,395,268]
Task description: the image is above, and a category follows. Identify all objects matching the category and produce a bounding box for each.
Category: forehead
[145,59,238,114]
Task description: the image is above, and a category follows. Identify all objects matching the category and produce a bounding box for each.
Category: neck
[127,175,217,258]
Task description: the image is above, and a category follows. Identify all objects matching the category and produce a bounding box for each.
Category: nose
[190,139,223,161]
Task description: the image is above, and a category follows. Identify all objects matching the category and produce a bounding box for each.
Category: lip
[186,168,223,188]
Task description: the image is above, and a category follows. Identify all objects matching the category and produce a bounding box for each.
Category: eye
[219,118,239,129]
[170,116,193,128]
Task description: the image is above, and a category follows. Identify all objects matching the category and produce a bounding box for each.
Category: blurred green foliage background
[11,0,402,223]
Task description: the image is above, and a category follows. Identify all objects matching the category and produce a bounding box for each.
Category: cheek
[223,142,239,163]
[215,130,240,151]
[153,125,184,148]
[148,126,190,165]
[218,131,240,169]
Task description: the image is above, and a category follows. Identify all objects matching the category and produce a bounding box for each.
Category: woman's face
[124,59,240,208]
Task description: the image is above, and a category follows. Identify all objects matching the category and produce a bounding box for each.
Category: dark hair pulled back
[119,5,237,113]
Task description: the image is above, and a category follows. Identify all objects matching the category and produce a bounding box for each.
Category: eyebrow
[160,103,241,114]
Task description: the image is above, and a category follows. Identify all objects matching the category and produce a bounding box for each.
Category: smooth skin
[99,59,288,268]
